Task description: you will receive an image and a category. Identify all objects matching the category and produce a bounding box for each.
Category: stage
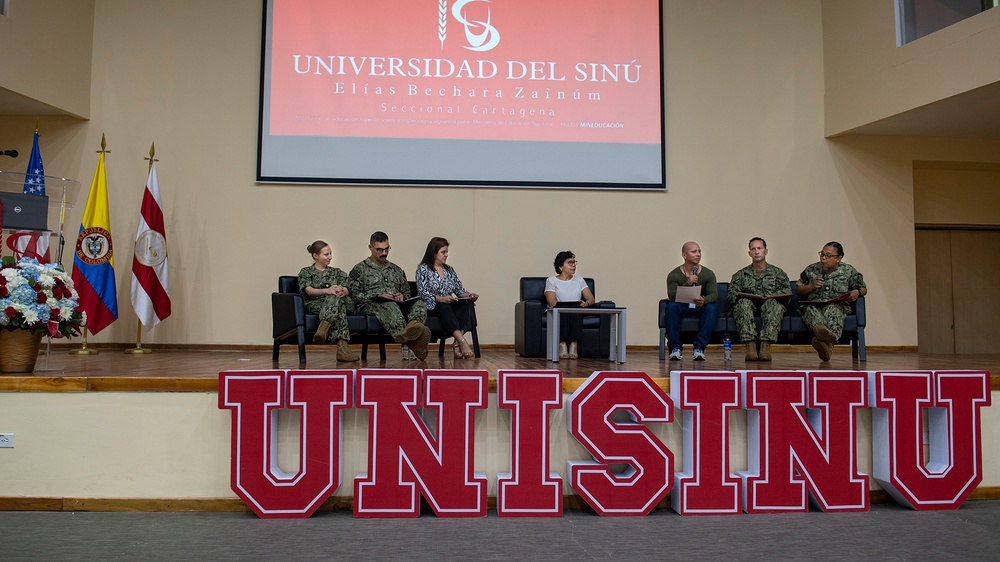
[1,346,998,513]
[2,345,998,392]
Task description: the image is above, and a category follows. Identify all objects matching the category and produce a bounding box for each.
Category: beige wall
[1,386,999,499]
[823,0,1000,136]
[914,162,1000,226]
[2,0,1000,347]
[0,0,93,117]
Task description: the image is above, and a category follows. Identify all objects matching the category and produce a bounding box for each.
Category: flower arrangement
[0,256,85,338]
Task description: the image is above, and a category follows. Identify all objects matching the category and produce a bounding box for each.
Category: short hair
[681,241,697,254]
[749,237,767,249]
[306,240,328,255]
[369,231,389,245]
[824,241,844,257]
[553,251,575,274]
[420,237,450,269]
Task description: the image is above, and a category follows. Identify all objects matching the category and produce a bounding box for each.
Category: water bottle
[401,343,411,361]
[723,334,732,363]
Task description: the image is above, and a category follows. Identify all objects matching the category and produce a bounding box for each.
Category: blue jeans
[666,301,718,351]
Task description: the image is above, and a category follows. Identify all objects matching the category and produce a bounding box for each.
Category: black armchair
[514,277,611,358]
[272,276,376,364]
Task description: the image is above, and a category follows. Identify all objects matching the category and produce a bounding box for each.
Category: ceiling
[836,81,1000,139]
[0,87,68,117]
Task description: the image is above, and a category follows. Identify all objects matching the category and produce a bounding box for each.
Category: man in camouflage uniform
[728,237,791,361]
[796,241,867,362]
[349,231,431,360]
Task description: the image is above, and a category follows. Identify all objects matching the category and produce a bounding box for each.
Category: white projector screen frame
[257,0,665,190]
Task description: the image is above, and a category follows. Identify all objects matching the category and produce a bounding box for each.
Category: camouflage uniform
[349,257,427,340]
[298,265,353,342]
[798,262,866,339]
[728,263,790,343]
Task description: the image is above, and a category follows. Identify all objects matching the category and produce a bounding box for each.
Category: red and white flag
[130,162,171,330]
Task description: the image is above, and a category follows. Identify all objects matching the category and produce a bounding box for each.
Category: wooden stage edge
[2,489,999,513]
[1,345,999,393]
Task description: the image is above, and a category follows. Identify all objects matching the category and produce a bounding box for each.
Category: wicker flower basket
[0,330,44,374]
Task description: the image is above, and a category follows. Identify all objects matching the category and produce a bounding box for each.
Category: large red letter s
[219,370,352,518]
[568,371,673,516]
[873,370,991,510]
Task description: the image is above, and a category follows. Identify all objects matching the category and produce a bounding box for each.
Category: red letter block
[670,371,742,515]
[354,369,488,517]
[872,370,991,510]
[568,371,673,516]
[496,370,563,516]
[741,371,869,513]
[219,370,353,518]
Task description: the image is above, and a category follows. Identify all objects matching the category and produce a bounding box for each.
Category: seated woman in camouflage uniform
[795,241,868,362]
[298,240,359,362]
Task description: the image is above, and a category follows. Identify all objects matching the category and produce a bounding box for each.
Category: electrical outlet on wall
[0,433,13,448]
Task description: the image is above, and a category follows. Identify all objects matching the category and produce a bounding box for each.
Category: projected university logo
[440,0,501,51]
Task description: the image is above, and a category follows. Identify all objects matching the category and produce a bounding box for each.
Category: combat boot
[402,320,425,342]
[411,326,431,361]
[313,320,331,344]
[336,339,360,362]
[813,324,837,344]
[811,337,833,362]
[758,341,772,361]
[745,342,758,361]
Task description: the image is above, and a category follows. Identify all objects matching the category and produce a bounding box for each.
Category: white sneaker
[669,349,682,361]
[693,348,706,361]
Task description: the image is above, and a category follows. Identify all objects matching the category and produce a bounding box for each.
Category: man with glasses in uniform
[350,231,431,360]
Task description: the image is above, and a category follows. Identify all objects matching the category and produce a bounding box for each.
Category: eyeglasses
[372,246,391,254]
[565,260,578,266]
[819,252,841,259]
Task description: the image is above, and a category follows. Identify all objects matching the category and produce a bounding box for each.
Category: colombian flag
[72,151,119,334]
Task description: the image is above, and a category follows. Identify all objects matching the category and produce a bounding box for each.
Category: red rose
[53,287,63,299]
[5,307,17,318]
[0,286,7,298]
[36,292,47,304]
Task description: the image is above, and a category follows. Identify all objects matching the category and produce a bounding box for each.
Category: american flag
[23,131,45,196]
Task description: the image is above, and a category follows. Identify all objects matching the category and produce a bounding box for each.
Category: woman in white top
[544,250,595,359]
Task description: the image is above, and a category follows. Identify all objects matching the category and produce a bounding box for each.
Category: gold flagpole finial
[145,142,159,171]
[97,133,110,154]
[35,118,39,134]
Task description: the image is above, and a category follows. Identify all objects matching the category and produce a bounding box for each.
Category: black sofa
[272,276,480,364]
[514,276,611,358]
[657,281,866,361]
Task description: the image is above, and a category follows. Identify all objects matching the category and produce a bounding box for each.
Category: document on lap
[799,292,852,305]
[674,285,702,304]
[735,293,793,303]
[370,295,421,304]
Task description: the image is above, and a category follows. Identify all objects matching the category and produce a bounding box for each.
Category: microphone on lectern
[0,149,18,158]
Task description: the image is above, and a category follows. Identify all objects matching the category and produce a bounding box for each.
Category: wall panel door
[950,230,1000,354]
[915,230,954,353]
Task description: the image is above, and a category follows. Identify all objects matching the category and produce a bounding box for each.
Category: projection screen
[257,0,665,190]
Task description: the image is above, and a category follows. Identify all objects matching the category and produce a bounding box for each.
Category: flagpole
[69,327,99,355]
[69,134,112,357]
[126,143,158,355]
